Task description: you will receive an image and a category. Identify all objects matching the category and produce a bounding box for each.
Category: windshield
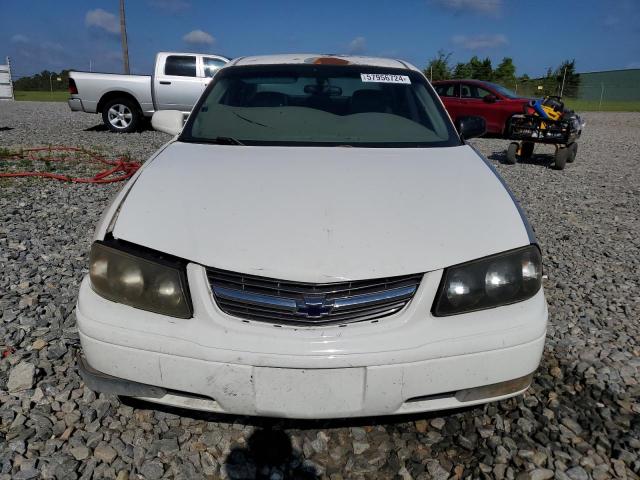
[181,65,460,147]
[488,82,520,99]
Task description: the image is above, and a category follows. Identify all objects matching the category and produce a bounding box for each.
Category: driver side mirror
[483,94,497,103]
[456,116,486,140]
[151,110,185,136]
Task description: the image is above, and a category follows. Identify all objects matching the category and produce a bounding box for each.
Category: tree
[453,62,473,79]
[13,70,70,91]
[493,57,516,89]
[424,50,452,81]
[541,67,556,96]
[555,59,580,98]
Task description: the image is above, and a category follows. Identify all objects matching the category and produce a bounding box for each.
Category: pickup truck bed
[68,72,153,115]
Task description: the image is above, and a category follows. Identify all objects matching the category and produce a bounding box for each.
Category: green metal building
[577,69,640,101]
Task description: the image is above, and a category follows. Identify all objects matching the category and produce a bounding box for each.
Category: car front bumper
[76,264,547,419]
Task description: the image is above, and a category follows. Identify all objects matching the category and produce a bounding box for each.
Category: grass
[14,90,69,102]
[563,99,640,112]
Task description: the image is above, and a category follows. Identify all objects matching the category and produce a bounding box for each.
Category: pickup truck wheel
[102,98,141,133]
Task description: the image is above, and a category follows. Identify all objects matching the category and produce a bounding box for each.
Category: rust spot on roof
[313,57,350,65]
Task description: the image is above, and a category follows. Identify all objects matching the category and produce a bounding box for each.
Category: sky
[2,0,640,79]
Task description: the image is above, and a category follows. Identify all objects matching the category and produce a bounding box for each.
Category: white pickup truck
[68,52,228,132]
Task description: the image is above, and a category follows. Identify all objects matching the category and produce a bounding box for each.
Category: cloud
[347,36,366,55]
[452,34,508,50]
[626,62,640,69]
[85,9,119,35]
[148,0,190,12]
[11,34,29,44]
[182,29,215,45]
[434,0,501,15]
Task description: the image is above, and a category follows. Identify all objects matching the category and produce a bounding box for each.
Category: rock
[93,444,118,464]
[561,418,583,436]
[70,446,90,461]
[430,418,446,430]
[115,471,129,480]
[31,338,47,350]
[566,466,589,480]
[13,469,40,480]
[7,362,35,393]
[529,468,555,480]
[352,441,370,455]
[139,460,164,480]
[415,419,428,433]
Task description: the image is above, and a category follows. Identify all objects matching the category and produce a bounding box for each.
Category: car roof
[228,54,421,72]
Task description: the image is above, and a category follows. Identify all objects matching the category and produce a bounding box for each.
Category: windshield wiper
[210,136,245,146]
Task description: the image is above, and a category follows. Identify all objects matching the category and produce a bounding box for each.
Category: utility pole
[7,56,14,100]
[119,0,130,74]
[559,66,567,98]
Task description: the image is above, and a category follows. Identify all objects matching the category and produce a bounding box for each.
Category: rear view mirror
[483,94,497,103]
[456,116,486,140]
[151,110,184,136]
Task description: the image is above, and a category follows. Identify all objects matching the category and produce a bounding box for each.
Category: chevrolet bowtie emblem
[295,295,333,318]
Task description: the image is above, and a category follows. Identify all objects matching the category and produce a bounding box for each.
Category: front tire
[102,98,142,133]
[520,142,535,161]
[506,142,518,164]
[554,147,569,170]
[567,142,577,163]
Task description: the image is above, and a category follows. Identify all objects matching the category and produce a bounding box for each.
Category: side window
[461,85,493,99]
[203,57,227,78]
[475,86,493,99]
[435,84,456,97]
[164,56,197,77]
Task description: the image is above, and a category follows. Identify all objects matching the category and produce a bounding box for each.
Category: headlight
[433,245,542,316]
[89,241,192,318]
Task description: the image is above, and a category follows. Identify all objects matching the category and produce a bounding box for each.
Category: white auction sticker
[360,73,411,84]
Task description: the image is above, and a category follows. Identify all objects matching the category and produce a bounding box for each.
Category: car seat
[350,90,391,114]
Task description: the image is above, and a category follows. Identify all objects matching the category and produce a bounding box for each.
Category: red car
[432,80,529,136]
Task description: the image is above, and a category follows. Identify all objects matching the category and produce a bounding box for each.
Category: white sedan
[76,54,547,419]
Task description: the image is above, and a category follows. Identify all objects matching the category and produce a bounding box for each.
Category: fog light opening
[455,373,534,403]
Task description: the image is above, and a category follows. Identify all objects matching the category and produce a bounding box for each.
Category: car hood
[112,142,530,282]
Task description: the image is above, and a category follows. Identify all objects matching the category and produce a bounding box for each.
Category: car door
[155,55,203,112]
[458,83,502,133]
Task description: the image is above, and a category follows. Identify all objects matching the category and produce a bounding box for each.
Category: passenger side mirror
[483,94,497,103]
[151,110,184,136]
[456,116,486,140]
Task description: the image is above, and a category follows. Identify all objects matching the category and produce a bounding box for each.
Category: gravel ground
[1,102,639,480]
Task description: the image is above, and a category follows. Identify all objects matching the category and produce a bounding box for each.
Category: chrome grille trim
[207,268,423,326]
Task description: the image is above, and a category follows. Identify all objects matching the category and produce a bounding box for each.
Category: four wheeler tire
[567,142,578,163]
[102,97,142,133]
[554,146,569,170]
[520,141,535,161]
[506,142,519,164]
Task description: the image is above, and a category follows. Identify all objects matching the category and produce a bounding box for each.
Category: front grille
[206,268,423,326]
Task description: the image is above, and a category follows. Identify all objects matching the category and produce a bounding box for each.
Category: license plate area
[254,367,365,417]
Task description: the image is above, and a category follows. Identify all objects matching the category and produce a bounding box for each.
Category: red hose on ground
[0,146,141,183]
